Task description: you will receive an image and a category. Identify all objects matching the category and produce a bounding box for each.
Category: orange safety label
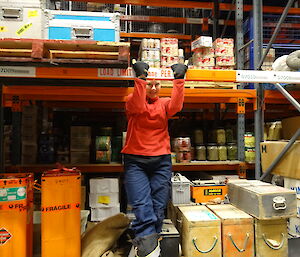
[41,203,80,212]
[0,228,12,245]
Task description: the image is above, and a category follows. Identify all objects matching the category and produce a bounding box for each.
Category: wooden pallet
[0,39,130,68]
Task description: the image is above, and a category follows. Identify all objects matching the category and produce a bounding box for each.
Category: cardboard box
[89,192,119,208]
[282,116,300,140]
[89,178,119,193]
[90,204,120,221]
[261,141,300,179]
[284,177,300,200]
[191,36,213,50]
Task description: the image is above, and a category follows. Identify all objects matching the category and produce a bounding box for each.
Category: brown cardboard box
[282,116,300,140]
[261,141,300,179]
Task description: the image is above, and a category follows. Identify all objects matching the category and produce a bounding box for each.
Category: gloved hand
[132,60,150,80]
[171,63,188,79]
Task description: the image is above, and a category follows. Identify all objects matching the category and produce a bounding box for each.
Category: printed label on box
[0,187,27,202]
[204,188,223,196]
[98,195,110,204]
[28,10,39,18]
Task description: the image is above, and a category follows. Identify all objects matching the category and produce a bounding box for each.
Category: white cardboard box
[289,216,300,237]
[90,204,120,221]
[89,178,119,193]
[89,192,119,208]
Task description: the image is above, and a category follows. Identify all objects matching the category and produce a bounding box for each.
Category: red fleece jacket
[121,78,185,156]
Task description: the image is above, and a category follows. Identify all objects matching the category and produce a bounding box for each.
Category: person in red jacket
[122,61,187,257]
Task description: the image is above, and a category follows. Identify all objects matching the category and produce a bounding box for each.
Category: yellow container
[41,169,81,257]
[0,175,28,257]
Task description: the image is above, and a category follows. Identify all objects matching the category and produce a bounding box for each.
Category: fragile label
[98,196,110,204]
[16,23,33,36]
[0,228,12,245]
[41,203,80,212]
[0,187,26,202]
[28,10,38,18]
[0,26,8,32]
[204,188,223,196]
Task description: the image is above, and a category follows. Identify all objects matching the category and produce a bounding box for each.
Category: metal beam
[221,0,236,38]
[236,0,245,161]
[260,128,300,181]
[257,0,296,70]
[253,0,264,179]
[274,83,300,112]
[0,84,4,170]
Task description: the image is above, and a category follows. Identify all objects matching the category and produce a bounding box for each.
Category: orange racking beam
[70,0,300,14]
[120,32,192,40]
[2,86,256,105]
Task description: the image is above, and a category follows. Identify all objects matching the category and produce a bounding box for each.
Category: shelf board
[5,162,254,173]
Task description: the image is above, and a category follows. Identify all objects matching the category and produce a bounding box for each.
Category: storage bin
[43,10,120,41]
[255,219,288,257]
[208,204,255,257]
[0,1,44,39]
[171,174,191,204]
[178,205,222,257]
[228,181,297,219]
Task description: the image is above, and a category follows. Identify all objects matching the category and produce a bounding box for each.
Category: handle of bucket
[228,233,250,252]
[192,236,218,253]
[262,233,285,250]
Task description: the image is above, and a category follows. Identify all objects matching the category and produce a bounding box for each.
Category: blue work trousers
[124,154,172,238]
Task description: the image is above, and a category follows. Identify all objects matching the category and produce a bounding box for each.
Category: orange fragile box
[207,204,255,257]
[191,181,228,203]
[0,174,29,257]
[41,168,81,257]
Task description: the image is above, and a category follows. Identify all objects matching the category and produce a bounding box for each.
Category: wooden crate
[208,204,255,257]
[255,219,288,257]
[161,80,238,89]
[179,205,221,257]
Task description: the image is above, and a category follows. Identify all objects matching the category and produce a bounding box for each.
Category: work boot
[132,233,161,257]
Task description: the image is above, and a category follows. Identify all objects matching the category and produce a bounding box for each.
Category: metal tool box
[171,174,191,204]
[228,180,297,219]
[43,10,120,41]
[0,0,45,39]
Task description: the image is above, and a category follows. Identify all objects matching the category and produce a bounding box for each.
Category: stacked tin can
[140,38,161,68]
[95,127,112,163]
[174,137,191,163]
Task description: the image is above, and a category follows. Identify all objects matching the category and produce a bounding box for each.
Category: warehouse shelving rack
[1,0,300,179]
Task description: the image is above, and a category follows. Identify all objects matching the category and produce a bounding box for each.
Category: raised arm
[125,61,150,114]
[165,63,188,117]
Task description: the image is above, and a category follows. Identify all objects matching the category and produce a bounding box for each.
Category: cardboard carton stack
[89,178,120,221]
[214,38,235,70]
[70,126,91,164]
[191,36,215,69]
[160,38,179,68]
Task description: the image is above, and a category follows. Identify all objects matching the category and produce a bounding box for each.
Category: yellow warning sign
[98,196,110,204]
[0,26,8,32]
[28,10,38,18]
[16,23,33,36]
